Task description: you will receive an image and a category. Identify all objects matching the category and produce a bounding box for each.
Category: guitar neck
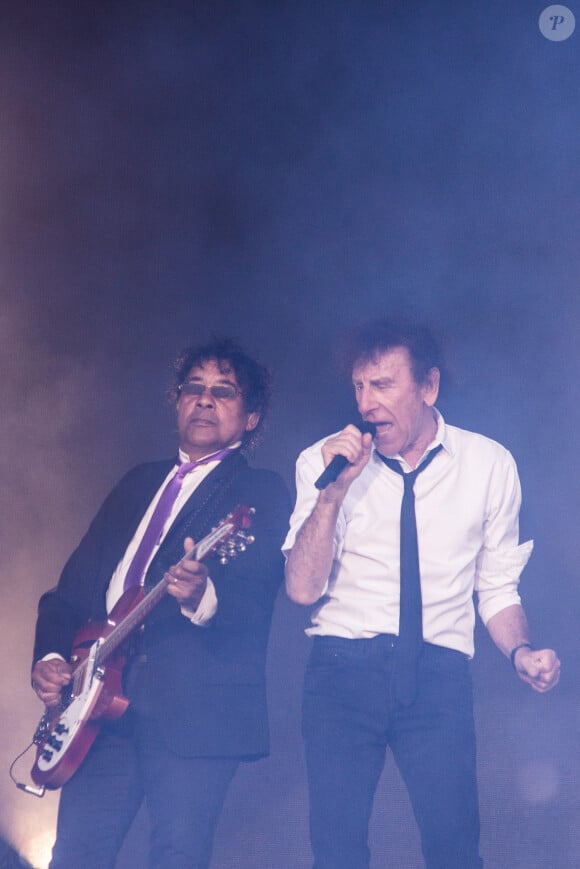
[96,578,168,664]
[92,520,236,668]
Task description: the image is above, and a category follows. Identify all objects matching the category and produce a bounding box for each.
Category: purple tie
[123,448,235,590]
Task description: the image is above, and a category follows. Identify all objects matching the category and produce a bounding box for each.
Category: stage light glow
[21,828,53,869]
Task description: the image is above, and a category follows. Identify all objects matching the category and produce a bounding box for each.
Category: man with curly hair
[32,338,290,869]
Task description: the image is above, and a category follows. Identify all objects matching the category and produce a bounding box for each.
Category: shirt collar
[370,407,452,472]
[432,408,454,456]
[177,441,242,466]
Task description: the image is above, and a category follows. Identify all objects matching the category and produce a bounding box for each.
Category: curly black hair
[171,338,272,449]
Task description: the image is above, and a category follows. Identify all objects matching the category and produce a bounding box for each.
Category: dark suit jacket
[33,450,291,759]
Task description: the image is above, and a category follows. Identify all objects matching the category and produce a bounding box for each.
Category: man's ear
[245,412,260,432]
[423,367,440,407]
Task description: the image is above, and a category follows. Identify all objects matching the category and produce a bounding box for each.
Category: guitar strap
[179,454,246,542]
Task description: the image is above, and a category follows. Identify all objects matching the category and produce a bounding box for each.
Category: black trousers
[302,635,484,869]
[49,711,239,869]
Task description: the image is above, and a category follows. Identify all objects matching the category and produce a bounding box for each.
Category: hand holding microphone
[315,421,377,490]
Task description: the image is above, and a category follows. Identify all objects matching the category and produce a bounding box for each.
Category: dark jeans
[49,711,239,869]
[302,635,483,869]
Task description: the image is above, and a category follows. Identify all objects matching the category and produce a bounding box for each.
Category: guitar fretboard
[70,515,241,694]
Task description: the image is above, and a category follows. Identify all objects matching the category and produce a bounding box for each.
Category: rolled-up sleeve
[475,449,533,625]
[476,540,533,624]
[283,450,320,555]
[282,439,345,574]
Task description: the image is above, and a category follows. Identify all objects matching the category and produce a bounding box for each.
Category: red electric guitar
[30,505,254,791]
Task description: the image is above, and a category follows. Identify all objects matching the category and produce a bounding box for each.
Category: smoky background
[1,2,578,866]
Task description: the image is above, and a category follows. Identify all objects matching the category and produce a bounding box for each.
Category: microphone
[314,421,377,490]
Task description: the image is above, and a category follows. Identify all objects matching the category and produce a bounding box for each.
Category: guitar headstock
[215,504,255,565]
[197,504,255,565]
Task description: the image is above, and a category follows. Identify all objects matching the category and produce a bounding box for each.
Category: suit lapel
[151,450,247,569]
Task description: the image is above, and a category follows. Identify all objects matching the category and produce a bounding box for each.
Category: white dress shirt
[105,447,237,624]
[283,412,532,658]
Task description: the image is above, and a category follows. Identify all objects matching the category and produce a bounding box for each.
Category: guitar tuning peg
[236,530,254,542]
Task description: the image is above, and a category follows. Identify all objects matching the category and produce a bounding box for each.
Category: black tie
[378,444,442,705]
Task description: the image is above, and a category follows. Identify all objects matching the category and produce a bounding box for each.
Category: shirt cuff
[180,577,218,626]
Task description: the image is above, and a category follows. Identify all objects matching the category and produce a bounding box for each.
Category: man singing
[284,319,560,868]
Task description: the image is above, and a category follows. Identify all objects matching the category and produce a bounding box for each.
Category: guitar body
[31,587,143,789]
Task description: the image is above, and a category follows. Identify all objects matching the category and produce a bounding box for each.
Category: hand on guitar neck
[165,536,209,611]
[31,659,72,708]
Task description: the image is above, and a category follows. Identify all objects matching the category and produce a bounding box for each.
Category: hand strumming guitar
[31,659,72,708]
